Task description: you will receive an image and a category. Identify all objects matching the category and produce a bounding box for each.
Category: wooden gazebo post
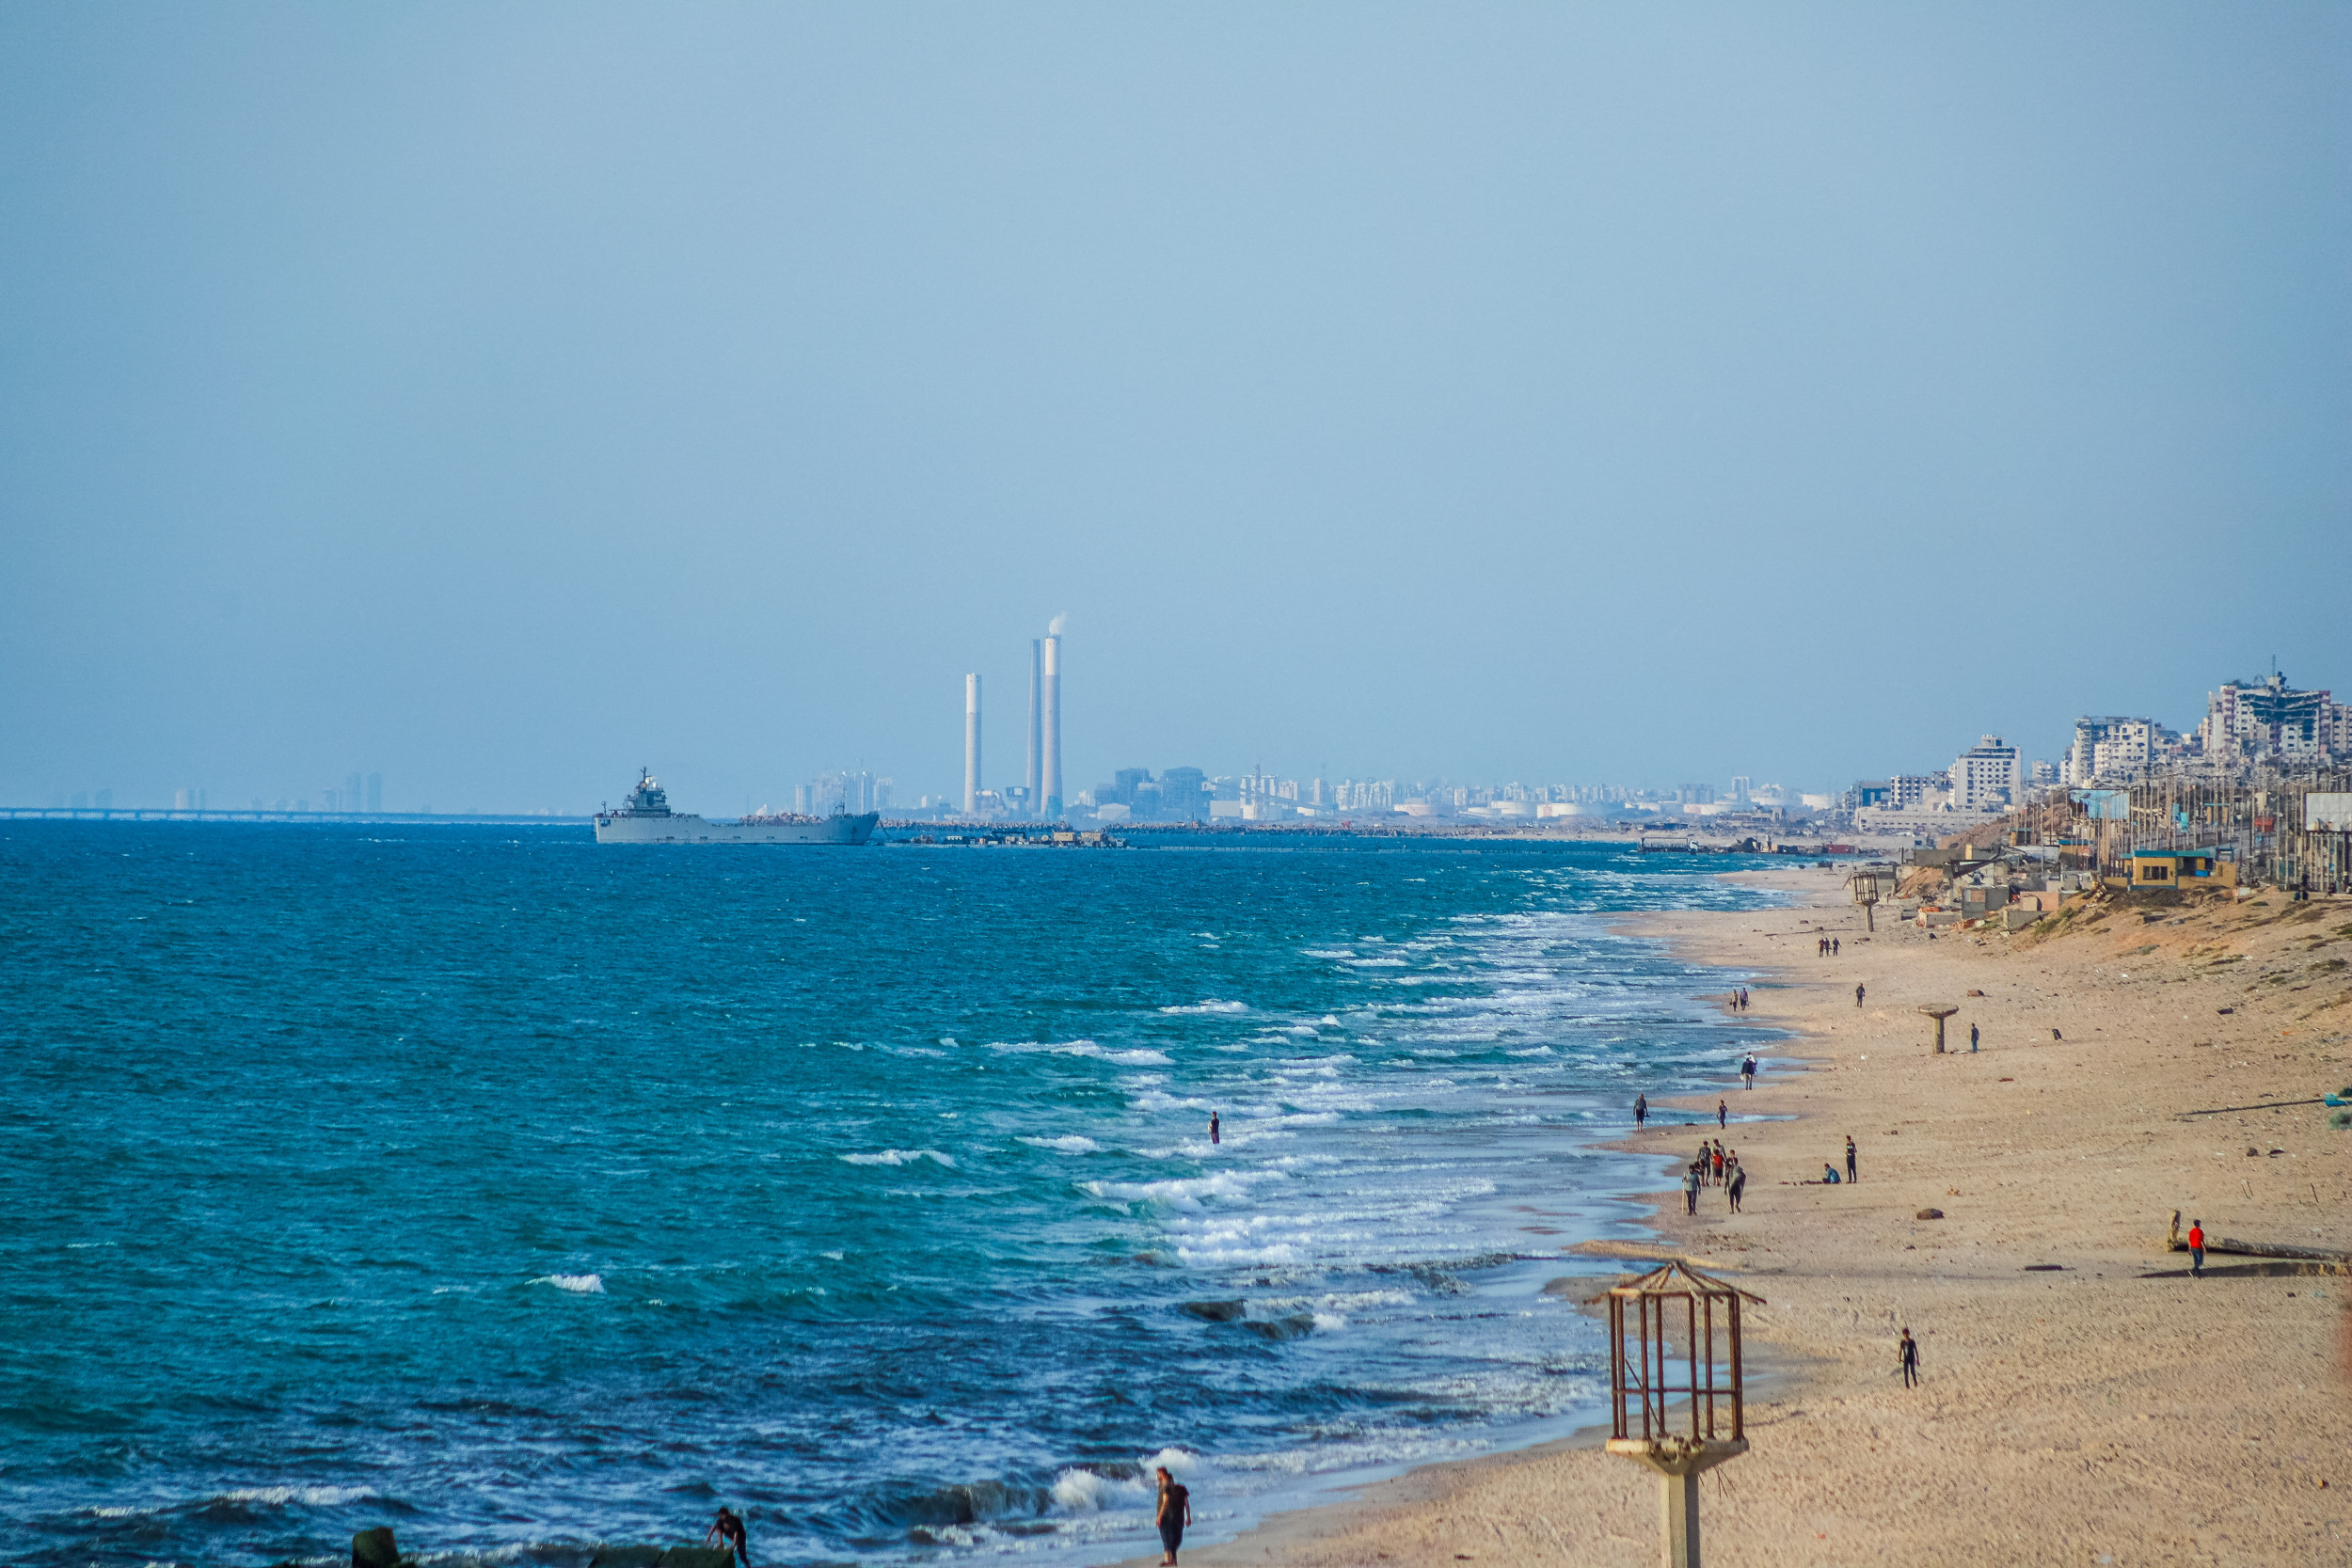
[1593,1260,1765,1568]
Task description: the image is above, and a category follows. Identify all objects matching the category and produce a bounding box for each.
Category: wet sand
[1150,865,2352,1567]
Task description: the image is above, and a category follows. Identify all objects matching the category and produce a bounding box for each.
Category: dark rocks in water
[1243,1313,1317,1341]
[588,1549,734,1568]
[1915,1208,1945,1220]
[352,1528,400,1568]
[587,1549,665,1568]
[1181,1299,1246,1322]
[658,1549,739,1568]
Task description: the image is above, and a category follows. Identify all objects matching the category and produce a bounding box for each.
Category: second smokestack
[963,673,981,816]
[1040,632,1061,819]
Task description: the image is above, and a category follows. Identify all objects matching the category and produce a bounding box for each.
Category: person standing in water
[1208,1111,1219,1145]
[1154,1466,1191,1565]
[1634,1093,1647,1127]
[707,1507,749,1568]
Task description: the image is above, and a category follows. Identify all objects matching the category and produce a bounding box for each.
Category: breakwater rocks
[340,1529,735,1568]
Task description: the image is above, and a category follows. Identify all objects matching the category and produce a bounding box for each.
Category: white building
[1948,736,2021,812]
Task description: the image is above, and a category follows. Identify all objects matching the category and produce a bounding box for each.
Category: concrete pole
[1041,634,1061,819]
[963,673,980,816]
[1025,639,1042,817]
[1661,1471,1700,1568]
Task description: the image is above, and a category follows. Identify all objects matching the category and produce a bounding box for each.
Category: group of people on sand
[1683,1139,1744,1213]
[1727,986,1752,1012]
[1815,935,1840,957]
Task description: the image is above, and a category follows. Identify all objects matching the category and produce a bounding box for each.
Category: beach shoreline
[1144,863,2352,1566]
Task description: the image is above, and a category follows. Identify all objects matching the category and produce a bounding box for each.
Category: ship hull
[594,812,879,845]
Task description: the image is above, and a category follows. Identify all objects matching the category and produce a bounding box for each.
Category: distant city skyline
[3,8,2344,811]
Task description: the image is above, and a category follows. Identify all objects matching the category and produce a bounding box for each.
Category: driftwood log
[2166,1210,2352,1264]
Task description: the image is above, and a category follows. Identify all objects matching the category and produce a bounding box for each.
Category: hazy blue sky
[4,5,2346,812]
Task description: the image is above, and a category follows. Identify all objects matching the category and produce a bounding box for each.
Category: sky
[3,4,2346,813]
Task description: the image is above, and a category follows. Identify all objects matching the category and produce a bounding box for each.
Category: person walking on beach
[1740,1053,1756,1089]
[1740,987,1750,1011]
[1726,1161,1746,1213]
[1899,1329,1920,1388]
[2188,1219,2206,1279]
[1710,1144,1725,1185]
[1969,1023,1979,1053]
[1845,1135,1858,1183]
[707,1507,750,1567]
[1154,1465,1190,1565]
[1717,1099,1727,1129]
[1855,983,1866,1008]
[1634,1093,1647,1128]
[1684,1162,1703,1215]
[1209,1111,1220,1145]
[1832,938,1839,956]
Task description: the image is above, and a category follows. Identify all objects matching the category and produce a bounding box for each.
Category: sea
[0,824,1788,1568]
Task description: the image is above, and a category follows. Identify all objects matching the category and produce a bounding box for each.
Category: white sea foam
[534,1274,605,1294]
[1159,999,1248,1014]
[1299,948,1355,958]
[1081,1169,1283,1209]
[1018,1134,1102,1153]
[214,1485,385,1507]
[840,1148,958,1168]
[1344,958,1407,967]
[989,1040,1173,1067]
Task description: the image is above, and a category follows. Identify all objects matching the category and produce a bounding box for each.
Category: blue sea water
[0,825,1783,1568]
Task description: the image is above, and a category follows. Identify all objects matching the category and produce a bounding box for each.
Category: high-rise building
[1948,736,2021,811]
[1730,775,1752,806]
[2197,671,2346,767]
[1159,767,1208,821]
[963,673,982,816]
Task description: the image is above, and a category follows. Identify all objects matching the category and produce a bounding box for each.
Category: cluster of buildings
[1846,670,2349,840]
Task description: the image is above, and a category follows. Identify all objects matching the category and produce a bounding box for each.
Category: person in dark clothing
[1845,1135,1858,1183]
[1832,938,1839,956]
[1855,983,1866,1007]
[707,1507,750,1567]
[1740,1053,1756,1089]
[1726,1164,1746,1212]
[1634,1093,1647,1127]
[1684,1163,1702,1214]
[1969,1023,1979,1053]
[1717,1099,1727,1129]
[1154,1467,1190,1565]
[1209,1111,1220,1145]
[1899,1329,1920,1388]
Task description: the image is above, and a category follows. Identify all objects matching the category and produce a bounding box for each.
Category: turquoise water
[0,825,1781,1567]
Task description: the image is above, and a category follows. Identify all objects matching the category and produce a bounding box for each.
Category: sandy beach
[1155,865,2352,1567]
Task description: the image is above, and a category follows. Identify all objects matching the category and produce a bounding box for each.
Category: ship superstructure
[594,770,879,845]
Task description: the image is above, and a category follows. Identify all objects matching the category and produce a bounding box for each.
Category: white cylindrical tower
[1025,638,1042,817]
[963,673,981,816]
[1040,633,1061,819]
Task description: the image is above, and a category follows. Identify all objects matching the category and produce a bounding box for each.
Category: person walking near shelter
[2188,1219,2206,1279]
[1154,1466,1191,1565]
[1899,1329,1920,1388]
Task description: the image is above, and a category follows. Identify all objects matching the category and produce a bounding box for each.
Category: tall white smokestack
[963,673,981,816]
[1040,630,1062,819]
[1025,639,1042,818]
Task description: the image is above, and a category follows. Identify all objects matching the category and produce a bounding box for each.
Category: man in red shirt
[2187,1220,2205,1279]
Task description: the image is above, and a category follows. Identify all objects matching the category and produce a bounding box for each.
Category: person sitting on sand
[707,1506,749,1567]
[1823,1163,1841,1184]
[1155,1466,1191,1565]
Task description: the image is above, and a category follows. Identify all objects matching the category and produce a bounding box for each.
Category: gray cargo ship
[594,771,879,845]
